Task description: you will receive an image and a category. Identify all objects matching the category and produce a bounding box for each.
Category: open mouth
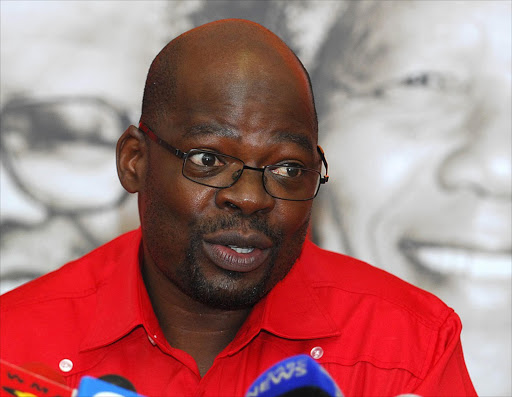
[400,239,512,279]
[228,245,255,254]
[202,231,273,273]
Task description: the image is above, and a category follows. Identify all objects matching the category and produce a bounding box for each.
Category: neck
[141,252,251,377]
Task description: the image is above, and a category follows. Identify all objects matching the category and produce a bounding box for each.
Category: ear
[116,125,147,193]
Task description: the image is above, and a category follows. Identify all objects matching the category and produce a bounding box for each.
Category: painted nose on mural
[438,118,511,200]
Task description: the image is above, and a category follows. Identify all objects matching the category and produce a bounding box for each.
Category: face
[135,47,318,310]
[319,0,511,289]
[0,2,194,293]
[317,2,510,391]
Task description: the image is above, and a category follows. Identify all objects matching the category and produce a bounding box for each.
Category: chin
[190,277,273,310]
[177,256,274,311]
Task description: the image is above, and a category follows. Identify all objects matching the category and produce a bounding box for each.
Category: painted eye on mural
[0,97,131,210]
[369,71,468,98]
[398,71,467,92]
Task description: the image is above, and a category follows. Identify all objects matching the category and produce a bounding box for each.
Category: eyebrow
[272,131,314,153]
[185,124,314,153]
[185,124,239,139]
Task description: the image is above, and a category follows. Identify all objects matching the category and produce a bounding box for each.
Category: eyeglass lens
[182,150,320,201]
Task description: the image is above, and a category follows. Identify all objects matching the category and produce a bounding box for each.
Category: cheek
[139,168,215,256]
[321,101,463,213]
[141,153,214,220]
[274,201,313,237]
[322,125,419,214]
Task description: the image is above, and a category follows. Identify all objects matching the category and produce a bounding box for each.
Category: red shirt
[1,229,476,397]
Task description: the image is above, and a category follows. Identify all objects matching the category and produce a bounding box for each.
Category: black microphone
[98,374,137,392]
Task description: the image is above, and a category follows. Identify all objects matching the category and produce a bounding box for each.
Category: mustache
[191,214,284,243]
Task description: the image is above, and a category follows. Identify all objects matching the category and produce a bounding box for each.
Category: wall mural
[1,1,510,395]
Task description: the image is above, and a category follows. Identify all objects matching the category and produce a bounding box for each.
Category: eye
[188,151,224,167]
[270,164,304,178]
[373,71,465,96]
[400,72,447,89]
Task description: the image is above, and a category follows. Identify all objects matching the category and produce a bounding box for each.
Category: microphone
[1,359,144,397]
[20,362,67,386]
[245,355,343,397]
[0,359,73,397]
[98,374,137,392]
[76,376,144,397]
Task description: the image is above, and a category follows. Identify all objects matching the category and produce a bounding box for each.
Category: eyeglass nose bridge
[226,164,279,201]
[228,164,266,187]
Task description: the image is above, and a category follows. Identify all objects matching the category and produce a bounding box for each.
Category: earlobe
[116,125,147,193]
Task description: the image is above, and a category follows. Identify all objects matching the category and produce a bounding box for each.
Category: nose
[215,167,275,215]
[438,81,511,199]
[439,125,511,199]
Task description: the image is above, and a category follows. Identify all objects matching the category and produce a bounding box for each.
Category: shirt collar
[261,239,340,339]
[226,239,340,354]
[80,232,339,352]
[80,229,158,351]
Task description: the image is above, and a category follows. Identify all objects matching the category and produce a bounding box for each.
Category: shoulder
[299,239,453,327]
[0,229,141,364]
[1,229,140,310]
[297,240,458,380]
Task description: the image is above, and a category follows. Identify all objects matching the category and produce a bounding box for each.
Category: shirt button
[148,334,156,346]
[59,359,73,372]
[310,346,324,359]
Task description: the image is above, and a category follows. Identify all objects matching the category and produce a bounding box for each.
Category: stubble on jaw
[140,149,311,310]
[177,213,310,310]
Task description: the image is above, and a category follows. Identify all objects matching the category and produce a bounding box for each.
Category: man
[1,19,476,396]
[312,1,510,395]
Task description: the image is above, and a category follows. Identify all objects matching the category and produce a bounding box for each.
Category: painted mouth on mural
[399,239,512,279]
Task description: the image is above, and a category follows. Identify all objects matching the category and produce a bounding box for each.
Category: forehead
[160,43,317,147]
[340,1,511,87]
[0,2,166,110]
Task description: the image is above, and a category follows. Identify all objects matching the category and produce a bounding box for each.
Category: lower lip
[400,240,512,279]
[202,241,271,273]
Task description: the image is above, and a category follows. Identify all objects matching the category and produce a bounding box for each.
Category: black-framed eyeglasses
[139,122,329,201]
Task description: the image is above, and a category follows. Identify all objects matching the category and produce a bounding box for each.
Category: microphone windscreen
[245,354,343,397]
[77,376,145,397]
[279,386,336,396]
[98,374,137,392]
[396,394,422,396]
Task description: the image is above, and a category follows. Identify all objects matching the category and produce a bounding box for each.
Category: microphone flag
[0,359,73,397]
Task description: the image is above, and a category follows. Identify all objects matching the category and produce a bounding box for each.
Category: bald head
[141,19,317,133]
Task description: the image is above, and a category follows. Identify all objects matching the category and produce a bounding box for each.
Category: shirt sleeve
[412,310,477,397]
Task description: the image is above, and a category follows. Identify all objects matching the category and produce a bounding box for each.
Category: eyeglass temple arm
[138,122,186,159]
[317,145,329,184]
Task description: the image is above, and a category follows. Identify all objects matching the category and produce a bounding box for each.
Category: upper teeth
[228,245,255,254]
[415,247,511,279]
